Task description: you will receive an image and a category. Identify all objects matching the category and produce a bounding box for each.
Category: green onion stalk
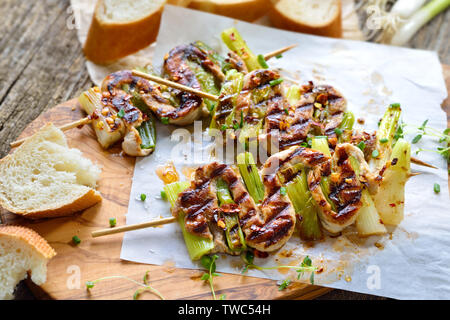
[221,27,264,71]
[373,103,402,170]
[285,170,323,240]
[210,69,244,130]
[164,182,215,261]
[236,152,265,203]
[216,178,247,251]
[390,0,450,46]
[311,136,337,212]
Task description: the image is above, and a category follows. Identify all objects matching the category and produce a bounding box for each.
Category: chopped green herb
[117,109,125,118]
[284,107,289,115]
[278,279,291,291]
[372,149,380,158]
[434,183,441,193]
[275,54,283,59]
[140,193,147,201]
[390,103,401,109]
[109,218,117,227]
[160,190,167,200]
[357,141,366,151]
[412,134,422,144]
[280,186,287,196]
[334,128,343,136]
[72,235,81,245]
[300,142,308,147]
[380,138,389,143]
[257,54,269,69]
[220,124,228,131]
[269,78,284,87]
[161,117,169,125]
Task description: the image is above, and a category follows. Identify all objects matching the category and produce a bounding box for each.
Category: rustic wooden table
[0,0,448,300]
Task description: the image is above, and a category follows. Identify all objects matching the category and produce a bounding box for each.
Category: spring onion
[221,27,263,71]
[216,178,247,251]
[390,0,450,46]
[137,117,156,150]
[285,170,323,240]
[164,182,215,260]
[236,152,265,203]
[372,138,411,226]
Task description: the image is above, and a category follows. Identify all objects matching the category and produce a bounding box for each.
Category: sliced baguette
[0,123,102,219]
[83,0,167,64]
[269,0,342,38]
[0,225,56,300]
[189,0,271,22]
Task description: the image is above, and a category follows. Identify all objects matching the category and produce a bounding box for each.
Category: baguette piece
[189,0,271,22]
[83,0,167,64]
[0,123,102,219]
[0,225,56,300]
[269,0,342,38]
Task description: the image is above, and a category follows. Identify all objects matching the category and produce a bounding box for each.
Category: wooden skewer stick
[10,116,92,148]
[131,70,219,101]
[92,216,176,238]
[263,44,297,61]
[411,156,438,169]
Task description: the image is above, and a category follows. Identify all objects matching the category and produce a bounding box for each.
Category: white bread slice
[0,225,56,300]
[269,0,342,38]
[189,0,271,22]
[83,0,167,64]
[0,123,102,219]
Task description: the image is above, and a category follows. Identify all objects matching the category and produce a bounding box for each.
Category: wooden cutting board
[2,65,449,300]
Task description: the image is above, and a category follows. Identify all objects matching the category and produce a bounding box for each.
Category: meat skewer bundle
[88,28,420,262]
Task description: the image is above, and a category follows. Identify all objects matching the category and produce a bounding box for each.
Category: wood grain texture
[0,99,331,300]
[0,0,449,300]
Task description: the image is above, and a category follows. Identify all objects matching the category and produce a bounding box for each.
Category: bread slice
[0,225,56,300]
[0,123,102,219]
[83,0,167,64]
[269,0,342,38]
[189,0,271,22]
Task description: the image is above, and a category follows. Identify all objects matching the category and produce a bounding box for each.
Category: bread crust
[269,0,342,38]
[83,0,165,64]
[0,189,102,220]
[189,0,271,22]
[0,123,102,219]
[0,225,56,259]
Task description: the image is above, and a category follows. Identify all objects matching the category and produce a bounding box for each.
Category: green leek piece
[216,178,247,251]
[373,104,402,168]
[372,138,411,226]
[221,27,262,71]
[164,182,215,260]
[216,178,234,205]
[236,152,265,203]
[286,85,301,106]
[348,155,387,236]
[137,116,156,150]
[211,69,244,129]
[193,41,233,74]
[186,60,221,113]
[285,170,322,240]
[339,111,355,131]
[311,136,331,157]
[311,137,335,211]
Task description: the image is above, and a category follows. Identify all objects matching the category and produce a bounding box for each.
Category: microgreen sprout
[201,255,222,300]
[278,279,291,291]
[241,251,317,285]
[85,272,164,300]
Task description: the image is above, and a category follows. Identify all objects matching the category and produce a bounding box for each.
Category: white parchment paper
[70,0,363,85]
[120,6,449,299]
